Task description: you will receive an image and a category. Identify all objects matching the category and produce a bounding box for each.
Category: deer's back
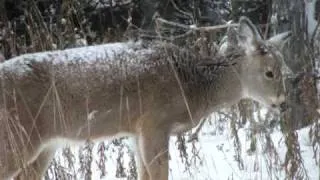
[0,41,240,143]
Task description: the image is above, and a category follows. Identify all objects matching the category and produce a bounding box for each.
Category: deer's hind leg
[16,147,56,180]
[0,143,52,180]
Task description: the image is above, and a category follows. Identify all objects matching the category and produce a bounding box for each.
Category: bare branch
[155,17,191,30]
[155,17,239,32]
[195,24,239,31]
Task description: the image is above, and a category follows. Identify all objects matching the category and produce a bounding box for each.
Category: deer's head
[224,17,291,110]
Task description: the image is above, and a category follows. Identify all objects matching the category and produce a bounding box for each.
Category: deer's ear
[218,26,238,55]
[238,16,262,48]
[268,31,291,49]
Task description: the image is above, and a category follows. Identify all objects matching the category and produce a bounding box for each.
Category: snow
[305,0,318,37]
[88,0,132,8]
[167,114,318,180]
[0,41,154,76]
[48,111,319,180]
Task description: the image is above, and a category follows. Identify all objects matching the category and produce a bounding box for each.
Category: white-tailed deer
[0,17,290,180]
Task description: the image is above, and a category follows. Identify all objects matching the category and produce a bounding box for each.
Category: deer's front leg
[133,136,148,180]
[139,129,169,180]
[137,112,170,180]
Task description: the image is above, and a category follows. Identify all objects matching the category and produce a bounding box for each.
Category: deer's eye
[265,71,274,79]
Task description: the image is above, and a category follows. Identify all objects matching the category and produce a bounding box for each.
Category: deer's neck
[171,48,244,119]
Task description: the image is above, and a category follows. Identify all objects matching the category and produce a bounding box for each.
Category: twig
[169,0,194,21]
[187,118,207,142]
[155,17,191,30]
[195,24,239,31]
[155,17,239,32]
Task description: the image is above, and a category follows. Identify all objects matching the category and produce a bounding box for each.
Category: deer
[0,16,291,180]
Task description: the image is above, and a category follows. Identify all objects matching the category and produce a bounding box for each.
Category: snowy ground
[169,117,319,180]
[49,111,319,180]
